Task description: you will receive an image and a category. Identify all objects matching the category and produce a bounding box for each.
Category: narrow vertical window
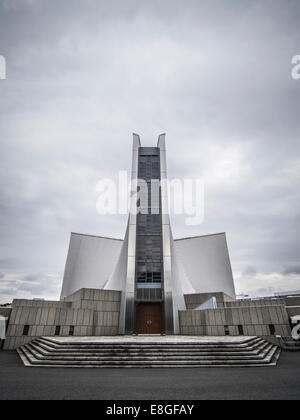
[269,324,275,335]
[23,325,30,336]
[55,326,61,336]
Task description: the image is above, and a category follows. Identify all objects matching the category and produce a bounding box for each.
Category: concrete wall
[4,288,121,350]
[222,298,286,308]
[5,304,93,349]
[0,307,12,319]
[284,296,300,307]
[284,296,300,318]
[179,304,291,342]
[65,288,121,309]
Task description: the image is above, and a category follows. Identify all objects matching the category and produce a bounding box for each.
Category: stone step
[17,336,281,368]
[17,344,280,368]
[32,339,266,354]
[28,338,271,355]
[36,336,262,351]
[280,340,300,352]
[40,335,260,346]
[23,342,274,362]
[27,340,270,358]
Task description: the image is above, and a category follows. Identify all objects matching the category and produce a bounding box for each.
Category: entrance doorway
[135,303,163,334]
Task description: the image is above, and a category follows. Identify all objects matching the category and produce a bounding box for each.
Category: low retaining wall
[179,304,291,344]
[4,289,121,350]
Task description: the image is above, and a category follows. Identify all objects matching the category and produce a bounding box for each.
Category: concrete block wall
[93,311,119,335]
[179,304,291,342]
[287,307,300,317]
[12,299,72,308]
[0,307,12,318]
[4,305,95,349]
[222,298,286,308]
[65,288,121,312]
[284,296,300,307]
[284,296,300,318]
[4,288,121,350]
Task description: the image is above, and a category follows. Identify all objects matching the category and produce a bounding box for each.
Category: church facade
[1,134,297,350]
[61,134,236,335]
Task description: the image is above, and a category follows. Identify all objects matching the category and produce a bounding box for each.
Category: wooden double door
[135,303,163,334]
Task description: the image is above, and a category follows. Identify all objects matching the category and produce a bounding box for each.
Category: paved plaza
[0,350,299,400]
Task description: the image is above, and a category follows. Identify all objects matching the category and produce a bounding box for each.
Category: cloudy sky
[0,0,299,303]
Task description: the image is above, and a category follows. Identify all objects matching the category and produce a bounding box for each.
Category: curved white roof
[174,233,236,299]
[60,233,123,299]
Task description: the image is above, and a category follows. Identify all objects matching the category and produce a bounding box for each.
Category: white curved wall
[60,233,123,299]
[170,228,195,333]
[174,233,236,299]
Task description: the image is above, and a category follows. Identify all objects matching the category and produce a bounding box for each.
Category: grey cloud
[0,0,300,302]
[0,258,27,269]
[283,266,300,275]
[0,288,17,296]
[22,273,43,282]
[18,282,46,294]
[0,272,61,302]
[243,267,257,276]
[252,287,276,298]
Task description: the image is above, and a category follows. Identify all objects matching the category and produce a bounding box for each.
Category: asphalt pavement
[0,350,299,400]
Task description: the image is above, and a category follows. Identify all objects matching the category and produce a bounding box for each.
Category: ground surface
[0,350,299,400]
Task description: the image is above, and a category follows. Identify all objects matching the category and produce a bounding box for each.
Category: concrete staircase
[17,336,280,368]
[279,336,300,351]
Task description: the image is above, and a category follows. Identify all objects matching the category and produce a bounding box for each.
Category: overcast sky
[0,0,300,303]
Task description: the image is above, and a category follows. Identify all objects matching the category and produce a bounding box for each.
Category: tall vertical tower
[104,133,194,335]
[123,134,174,334]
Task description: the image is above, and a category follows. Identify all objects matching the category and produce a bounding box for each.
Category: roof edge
[71,232,124,242]
[174,232,226,241]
